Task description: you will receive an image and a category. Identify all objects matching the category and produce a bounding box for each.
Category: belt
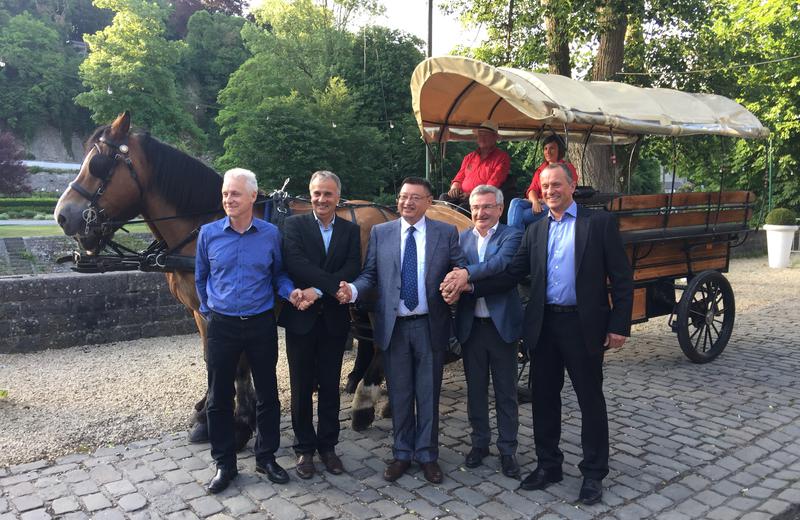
[211,309,272,321]
[396,313,428,322]
[544,304,578,313]
[473,316,493,324]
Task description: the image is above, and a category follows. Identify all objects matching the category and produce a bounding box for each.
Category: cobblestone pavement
[2,293,800,519]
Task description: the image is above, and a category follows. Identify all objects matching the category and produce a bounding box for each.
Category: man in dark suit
[472,163,633,504]
[278,170,361,479]
[440,184,523,478]
[337,177,466,484]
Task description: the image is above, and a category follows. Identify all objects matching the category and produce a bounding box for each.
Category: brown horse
[54,111,472,445]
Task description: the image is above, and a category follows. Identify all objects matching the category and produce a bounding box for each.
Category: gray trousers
[385,317,445,463]
[462,318,519,456]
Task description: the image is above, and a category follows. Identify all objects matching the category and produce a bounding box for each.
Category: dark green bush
[765,208,798,226]
[0,198,58,215]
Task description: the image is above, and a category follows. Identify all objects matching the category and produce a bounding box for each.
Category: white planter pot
[763,224,799,268]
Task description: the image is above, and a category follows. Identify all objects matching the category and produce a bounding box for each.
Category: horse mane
[86,127,224,215]
[137,134,223,214]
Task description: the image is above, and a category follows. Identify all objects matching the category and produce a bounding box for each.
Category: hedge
[0,197,59,214]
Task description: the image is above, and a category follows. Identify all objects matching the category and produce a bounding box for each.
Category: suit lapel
[425,219,442,288]
[389,218,402,276]
[574,205,590,275]
[322,217,345,268]
[304,213,327,261]
[536,217,549,273]
[464,228,479,264]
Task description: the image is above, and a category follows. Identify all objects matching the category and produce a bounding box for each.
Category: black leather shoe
[519,467,563,491]
[295,453,315,480]
[206,467,237,494]
[579,478,603,505]
[500,455,521,479]
[464,447,489,468]
[256,459,290,484]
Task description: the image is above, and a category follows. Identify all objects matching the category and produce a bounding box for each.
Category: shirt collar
[313,212,335,229]
[222,215,257,233]
[472,221,499,239]
[548,201,578,222]
[401,215,426,234]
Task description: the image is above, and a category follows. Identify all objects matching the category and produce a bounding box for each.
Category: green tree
[75,0,202,146]
[0,12,84,140]
[181,9,248,152]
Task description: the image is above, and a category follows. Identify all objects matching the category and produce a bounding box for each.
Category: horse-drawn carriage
[54,56,769,441]
[411,56,768,363]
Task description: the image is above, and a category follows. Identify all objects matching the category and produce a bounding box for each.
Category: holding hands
[288,288,321,311]
[439,267,470,305]
[336,281,352,304]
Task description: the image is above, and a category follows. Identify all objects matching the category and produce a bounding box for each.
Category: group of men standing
[195,157,633,506]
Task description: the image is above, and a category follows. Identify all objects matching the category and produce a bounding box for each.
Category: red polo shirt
[451,147,510,194]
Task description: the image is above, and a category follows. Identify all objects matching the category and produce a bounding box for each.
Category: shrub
[0,132,30,195]
[765,208,798,226]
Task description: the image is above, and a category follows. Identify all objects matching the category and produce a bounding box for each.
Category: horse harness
[69,134,145,238]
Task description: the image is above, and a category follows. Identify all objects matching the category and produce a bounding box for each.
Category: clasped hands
[439,267,470,305]
[288,288,320,311]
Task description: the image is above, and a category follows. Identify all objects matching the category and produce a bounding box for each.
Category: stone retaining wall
[0,271,197,354]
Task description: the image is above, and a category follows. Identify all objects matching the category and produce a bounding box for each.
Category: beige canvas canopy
[411,57,769,145]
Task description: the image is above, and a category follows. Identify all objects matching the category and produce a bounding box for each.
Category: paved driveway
[1,260,799,519]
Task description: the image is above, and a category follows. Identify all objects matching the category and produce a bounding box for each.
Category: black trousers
[462,318,519,456]
[206,311,280,471]
[285,315,347,455]
[532,310,609,480]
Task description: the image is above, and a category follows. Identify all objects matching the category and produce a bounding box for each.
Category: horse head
[55,111,149,253]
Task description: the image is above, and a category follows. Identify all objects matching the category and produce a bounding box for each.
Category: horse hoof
[188,422,209,444]
[344,377,358,394]
[351,408,375,432]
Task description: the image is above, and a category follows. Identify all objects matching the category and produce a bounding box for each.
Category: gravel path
[0,256,797,468]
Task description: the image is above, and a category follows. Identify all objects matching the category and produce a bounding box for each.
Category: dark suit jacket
[474,205,633,354]
[352,217,466,351]
[278,213,361,336]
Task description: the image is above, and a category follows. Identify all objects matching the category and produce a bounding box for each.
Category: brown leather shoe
[319,451,344,475]
[295,453,315,479]
[383,459,411,482]
[421,461,443,484]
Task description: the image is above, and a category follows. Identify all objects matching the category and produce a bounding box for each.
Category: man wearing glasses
[440,185,523,479]
[337,177,466,484]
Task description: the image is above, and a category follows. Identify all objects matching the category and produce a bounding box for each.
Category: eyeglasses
[397,194,430,203]
[470,203,500,211]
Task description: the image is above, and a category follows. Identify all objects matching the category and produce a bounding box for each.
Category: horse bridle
[69,134,146,236]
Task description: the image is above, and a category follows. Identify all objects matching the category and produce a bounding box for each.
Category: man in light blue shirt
[196,168,303,493]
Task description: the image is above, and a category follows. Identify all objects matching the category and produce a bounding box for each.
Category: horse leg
[233,354,256,451]
[345,338,374,394]
[188,310,210,443]
[351,346,386,431]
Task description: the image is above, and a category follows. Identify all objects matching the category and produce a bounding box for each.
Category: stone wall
[0,271,197,354]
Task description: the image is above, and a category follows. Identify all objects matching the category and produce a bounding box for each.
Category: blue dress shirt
[195,216,295,317]
[546,201,578,306]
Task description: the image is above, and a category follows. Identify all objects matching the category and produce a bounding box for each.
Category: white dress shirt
[471,223,497,318]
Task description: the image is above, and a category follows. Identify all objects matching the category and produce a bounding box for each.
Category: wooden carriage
[411,57,769,363]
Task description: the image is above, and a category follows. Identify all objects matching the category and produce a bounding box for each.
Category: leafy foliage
[75,0,203,146]
[0,12,85,140]
[0,132,30,195]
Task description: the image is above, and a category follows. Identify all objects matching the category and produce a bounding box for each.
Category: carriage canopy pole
[424,0,433,181]
[768,135,774,212]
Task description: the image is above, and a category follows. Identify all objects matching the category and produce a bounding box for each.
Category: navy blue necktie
[400,226,418,311]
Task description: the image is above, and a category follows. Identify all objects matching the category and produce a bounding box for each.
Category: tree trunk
[542,0,571,77]
[572,0,628,193]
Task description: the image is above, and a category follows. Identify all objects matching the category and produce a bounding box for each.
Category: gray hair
[469,184,504,204]
[309,170,341,195]
[223,168,258,193]
[542,163,574,183]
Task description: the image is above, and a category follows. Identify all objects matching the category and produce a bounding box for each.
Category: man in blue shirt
[472,163,633,505]
[196,168,304,493]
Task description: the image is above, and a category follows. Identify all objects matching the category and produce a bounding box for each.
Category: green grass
[0,223,151,238]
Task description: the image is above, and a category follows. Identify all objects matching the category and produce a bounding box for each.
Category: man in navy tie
[338,177,466,483]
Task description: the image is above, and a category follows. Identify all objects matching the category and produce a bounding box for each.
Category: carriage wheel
[675,270,735,363]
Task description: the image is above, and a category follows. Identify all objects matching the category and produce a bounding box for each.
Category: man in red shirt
[441,120,510,207]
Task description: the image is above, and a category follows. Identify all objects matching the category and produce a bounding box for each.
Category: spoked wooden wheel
[675,270,735,363]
